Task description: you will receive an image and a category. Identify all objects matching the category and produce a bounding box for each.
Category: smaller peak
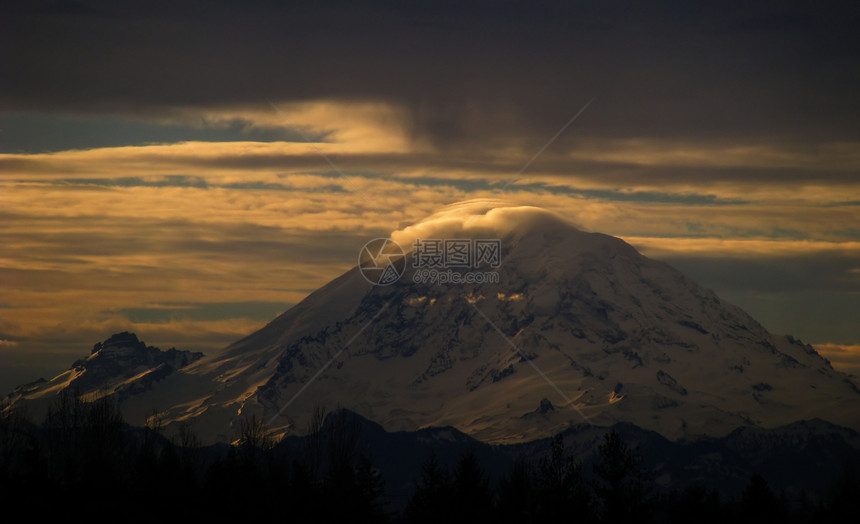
[92,331,143,354]
[105,331,140,344]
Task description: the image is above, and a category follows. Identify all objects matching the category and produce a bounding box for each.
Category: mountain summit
[13,201,860,443]
[5,332,203,416]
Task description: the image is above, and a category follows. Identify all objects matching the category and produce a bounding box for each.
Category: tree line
[2,391,858,522]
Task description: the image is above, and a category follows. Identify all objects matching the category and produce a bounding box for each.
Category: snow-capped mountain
[5,332,203,417]
[8,201,860,444]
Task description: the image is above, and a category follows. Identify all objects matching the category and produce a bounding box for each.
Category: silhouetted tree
[289,458,320,523]
[42,388,87,484]
[174,420,202,484]
[131,411,163,502]
[663,484,726,524]
[739,473,786,524]
[41,389,125,488]
[323,451,388,523]
[823,461,860,521]
[324,408,362,471]
[203,446,237,515]
[0,400,44,511]
[234,413,275,486]
[451,449,493,522]
[81,394,125,483]
[495,458,536,523]
[0,399,33,477]
[404,450,493,524]
[404,452,453,523]
[304,403,326,478]
[535,433,592,523]
[592,431,652,524]
[354,453,389,522]
[237,414,274,450]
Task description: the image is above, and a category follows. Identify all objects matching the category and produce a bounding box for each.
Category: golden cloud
[172,99,429,154]
[566,139,860,170]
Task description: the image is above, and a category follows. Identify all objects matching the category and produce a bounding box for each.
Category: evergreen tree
[322,452,388,523]
[0,399,32,477]
[592,431,652,524]
[451,450,493,522]
[404,452,453,523]
[739,474,787,524]
[663,484,725,524]
[823,461,860,521]
[354,453,389,523]
[495,458,536,524]
[42,388,87,485]
[535,433,592,523]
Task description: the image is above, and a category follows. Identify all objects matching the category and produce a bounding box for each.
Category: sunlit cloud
[184,100,432,155]
[565,139,860,171]
[390,200,563,248]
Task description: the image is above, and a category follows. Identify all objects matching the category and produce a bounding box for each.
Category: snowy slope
[12,200,860,443]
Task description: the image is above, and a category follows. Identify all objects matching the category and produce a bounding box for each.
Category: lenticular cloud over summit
[390,199,574,248]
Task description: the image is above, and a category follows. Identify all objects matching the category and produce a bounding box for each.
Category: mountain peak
[92,331,144,354]
[5,333,203,417]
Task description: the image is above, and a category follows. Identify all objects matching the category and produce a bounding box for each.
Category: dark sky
[4,1,859,146]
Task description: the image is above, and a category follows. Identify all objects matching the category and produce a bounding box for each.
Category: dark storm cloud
[3,0,859,147]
